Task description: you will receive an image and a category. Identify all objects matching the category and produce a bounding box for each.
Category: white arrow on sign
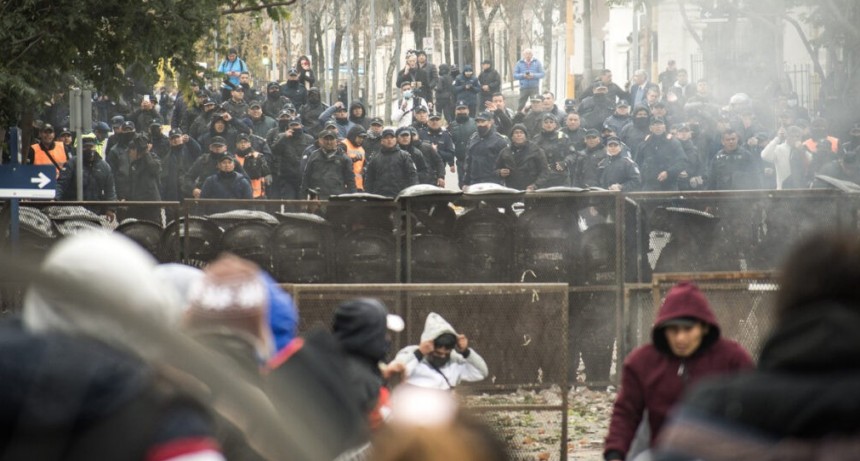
[30,172,51,189]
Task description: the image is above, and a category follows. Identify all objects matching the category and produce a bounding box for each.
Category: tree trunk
[437,0,452,63]
[385,0,403,123]
[411,0,427,50]
[542,0,553,83]
[582,0,593,86]
[331,4,344,104]
[474,0,500,63]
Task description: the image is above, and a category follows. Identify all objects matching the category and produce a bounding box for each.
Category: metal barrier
[624,272,779,360]
[284,283,570,461]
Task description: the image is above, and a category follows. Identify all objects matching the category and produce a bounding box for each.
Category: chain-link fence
[285,283,570,460]
[624,272,779,360]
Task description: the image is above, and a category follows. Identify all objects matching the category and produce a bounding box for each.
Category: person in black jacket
[435,64,456,122]
[396,127,430,185]
[463,111,509,187]
[300,130,356,199]
[364,128,418,197]
[159,128,201,201]
[262,81,290,120]
[411,127,445,187]
[200,152,253,213]
[124,134,162,222]
[395,54,431,102]
[533,113,575,188]
[477,60,502,107]
[599,136,641,191]
[421,112,457,172]
[635,117,687,191]
[281,68,307,108]
[496,124,548,191]
[272,119,314,199]
[186,136,247,199]
[56,134,117,221]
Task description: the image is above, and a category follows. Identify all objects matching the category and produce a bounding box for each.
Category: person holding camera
[513,48,545,111]
[392,81,429,128]
[396,53,431,102]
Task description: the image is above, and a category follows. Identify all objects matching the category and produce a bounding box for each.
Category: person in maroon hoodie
[603,281,754,461]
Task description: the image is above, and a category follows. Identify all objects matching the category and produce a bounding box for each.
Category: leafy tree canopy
[0,0,293,128]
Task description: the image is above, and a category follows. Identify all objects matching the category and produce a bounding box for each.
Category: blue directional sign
[0,164,57,199]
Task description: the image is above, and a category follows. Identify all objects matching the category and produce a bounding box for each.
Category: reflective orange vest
[234,154,264,198]
[341,139,366,190]
[803,136,839,153]
[31,142,68,178]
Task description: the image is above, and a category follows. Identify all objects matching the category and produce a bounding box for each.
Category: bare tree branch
[677,0,704,50]
[221,0,298,15]
[782,13,826,81]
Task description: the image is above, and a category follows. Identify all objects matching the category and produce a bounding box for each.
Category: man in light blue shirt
[513,49,546,111]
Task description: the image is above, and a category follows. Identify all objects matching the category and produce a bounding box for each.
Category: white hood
[23,231,181,354]
[419,312,458,343]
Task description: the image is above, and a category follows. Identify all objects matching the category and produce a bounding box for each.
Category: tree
[0,0,292,148]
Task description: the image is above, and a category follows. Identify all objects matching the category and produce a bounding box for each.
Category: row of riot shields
[3,187,858,286]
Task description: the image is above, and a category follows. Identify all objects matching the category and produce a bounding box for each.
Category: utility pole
[565,0,576,98]
[370,0,377,115]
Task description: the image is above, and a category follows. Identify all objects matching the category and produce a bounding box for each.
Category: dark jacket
[56,155,117,202]
[299,88,327,137]
[599,153,641,191]
[250,115,277,139]
[0,323,221,461]
[453,74,481,109]
[198,117,251,151]
[604,282,754,460]
[262,93,290,120]
[656,301,860,461]
[635,133,687,191]
[281,80,308,108]
[579,144,608,188]
[272,130,315,190]
[399,143,431,185]
[185,153,248,192]
[106,138,133,200]
[413,140,445,183]
[348,101,371,130]
[396,66,431,101]
[478,66,502,104]
[200,170,253,212]
[159,141,201,200]
[579,94,617,131]
[422,127,457,166]
[534,130,575,188]
[496,130,548,190]
[707,147,762,191]
[449,116,477,163]
[300,147,356,199]
[435,67,455,105]
[127,151,162,201]
[464,126,508,185]
[363,145,418,197]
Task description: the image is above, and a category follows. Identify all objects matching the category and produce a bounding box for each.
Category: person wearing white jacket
[760,125,808,189]
[392,312,488,390]
[391,81,429,128]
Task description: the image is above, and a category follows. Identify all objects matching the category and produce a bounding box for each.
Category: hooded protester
[299,87,327,137]
[332,298,405,429]
[603,282,754,461]
[261,82,289,120]
[348,100,370,130]
[496,123,549,191]
[392,312,489,390]
[655,233,860,461]
[342,125,368,190]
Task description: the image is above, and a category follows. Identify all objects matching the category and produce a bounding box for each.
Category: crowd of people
[2,230,492,460]
[22,48,860,224]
